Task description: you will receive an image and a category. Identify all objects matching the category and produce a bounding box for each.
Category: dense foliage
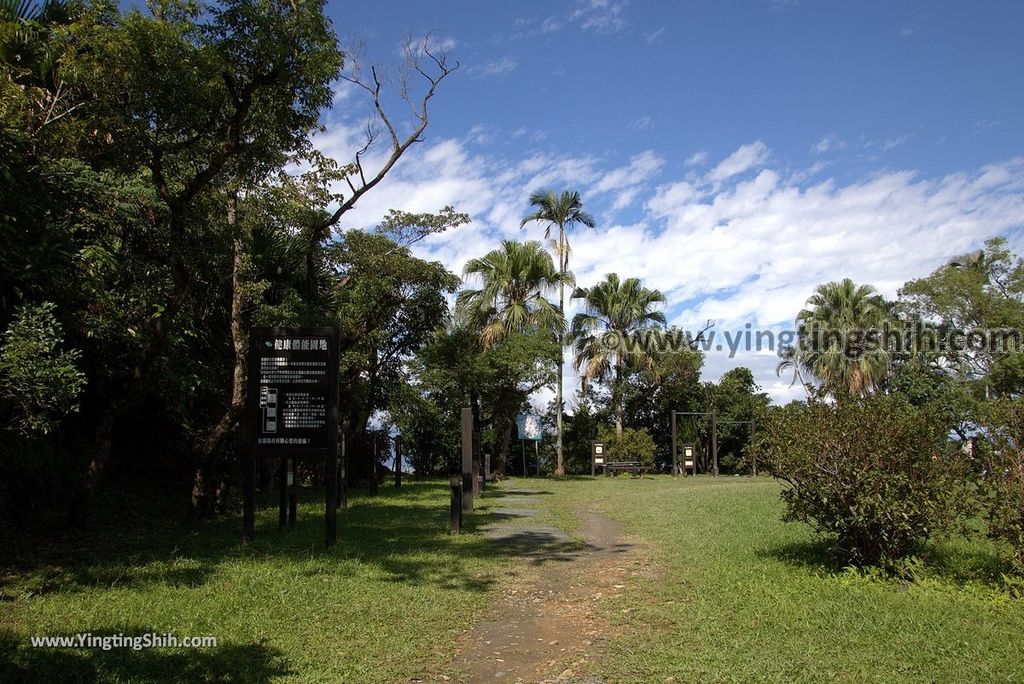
[755,396,974,569]
[0,0,462,527]
[596,425,656,469]
[978,399,1024,579]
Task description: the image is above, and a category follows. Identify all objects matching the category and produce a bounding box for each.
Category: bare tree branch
[320,35,459,233]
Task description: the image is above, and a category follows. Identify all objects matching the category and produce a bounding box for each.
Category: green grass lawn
[1,480,514,683]
[544,476,1024,683]
[2,476,1023,682]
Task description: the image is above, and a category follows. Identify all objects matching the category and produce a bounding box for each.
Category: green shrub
[0,302,86,434]
[754,395,974,569]
[597,426,655,468]
[978,400,1024,579]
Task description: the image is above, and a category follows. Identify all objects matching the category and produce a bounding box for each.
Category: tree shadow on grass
[919,540,1011,589]
[760,536,1012,590]
[759,538,843,573]
[1,479,539,598]
[0,630,290,683]
[485,488,555,497]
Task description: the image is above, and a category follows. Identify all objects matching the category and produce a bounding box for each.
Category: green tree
[596,425,656,469]
[621,338,705,469]
[790,278,892,398]
[330,231,460,484]
[456,240,569,347]
[702,367,770,473]
[900,238,1024,397]
[401,325,557,476]
[521,189,595,476]
[570,273,666,437]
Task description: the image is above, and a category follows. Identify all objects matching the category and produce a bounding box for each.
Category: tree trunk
[496,416,513,477]
[614,350,624,438]
[555,224,565,476]
[190,190,246,519]
[67,410,116,527]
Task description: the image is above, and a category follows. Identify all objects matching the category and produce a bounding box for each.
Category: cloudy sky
[319,0,1024,404]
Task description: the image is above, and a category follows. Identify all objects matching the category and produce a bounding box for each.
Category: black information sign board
[243,327,339,546]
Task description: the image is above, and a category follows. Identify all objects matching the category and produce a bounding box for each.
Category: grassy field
[544,476,1024,683]
[1,480,514,682]
[2,476,1023,682]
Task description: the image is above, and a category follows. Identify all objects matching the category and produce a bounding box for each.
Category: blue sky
[318,0,1024,404]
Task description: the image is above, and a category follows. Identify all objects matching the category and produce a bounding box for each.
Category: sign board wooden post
[394,436,402,489]
[461,407,474,510]
[591,441,606,476]
[277,458,287,529]
[472,430,482,495]
[671,410,679,476]
[369,434,379,497]
[449,476,462,534]
[337,432,347,510]
[244,327,339,547]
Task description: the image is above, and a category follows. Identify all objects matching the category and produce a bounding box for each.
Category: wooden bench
[604,461,652,477]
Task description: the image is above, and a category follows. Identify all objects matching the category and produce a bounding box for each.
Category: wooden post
[325,429,338,547]
[338,432,347,509]
[369,434,379,496]
[278,457,287,530]
[671,410,678,477]
[711,409,719,477]
[394,436,402,489]
[461,407,474,510]
[750,420,757,477]
[449,476,462,534]
[472,430,481,497]
[243,434,255,544]
[287,458,297,529]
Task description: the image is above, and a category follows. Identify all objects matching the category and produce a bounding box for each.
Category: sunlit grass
[3,475,1022,682]
[544,475,1024,683]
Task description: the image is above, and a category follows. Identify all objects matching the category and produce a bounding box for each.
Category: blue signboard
[515,413,543,441]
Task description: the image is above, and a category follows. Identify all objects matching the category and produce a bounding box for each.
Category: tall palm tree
[456,240,570,347]
[571,273,666,437]
[792,278,892,398]
[521,189,595,476]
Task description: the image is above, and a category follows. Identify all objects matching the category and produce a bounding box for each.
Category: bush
[0,302,85,434]
[597,426,655,468]
[754,395,973,569]
[978,400,1024,579]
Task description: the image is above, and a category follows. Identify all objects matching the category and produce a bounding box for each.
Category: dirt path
[446,485,650,683]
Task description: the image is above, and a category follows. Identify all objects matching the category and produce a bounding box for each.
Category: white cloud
[541,16,562,33]
[685,151,709,167]
[812,134,846,155]
[707,140,770,183]
[314,122,1024,405]
[631,115,652,131]
[881,134,912,151]
[472,56,518,77]
[399,34,457,58]
[644,27,666,44]
[466,124,497,146]
[589,150,664,196]
[570,0,629,34]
